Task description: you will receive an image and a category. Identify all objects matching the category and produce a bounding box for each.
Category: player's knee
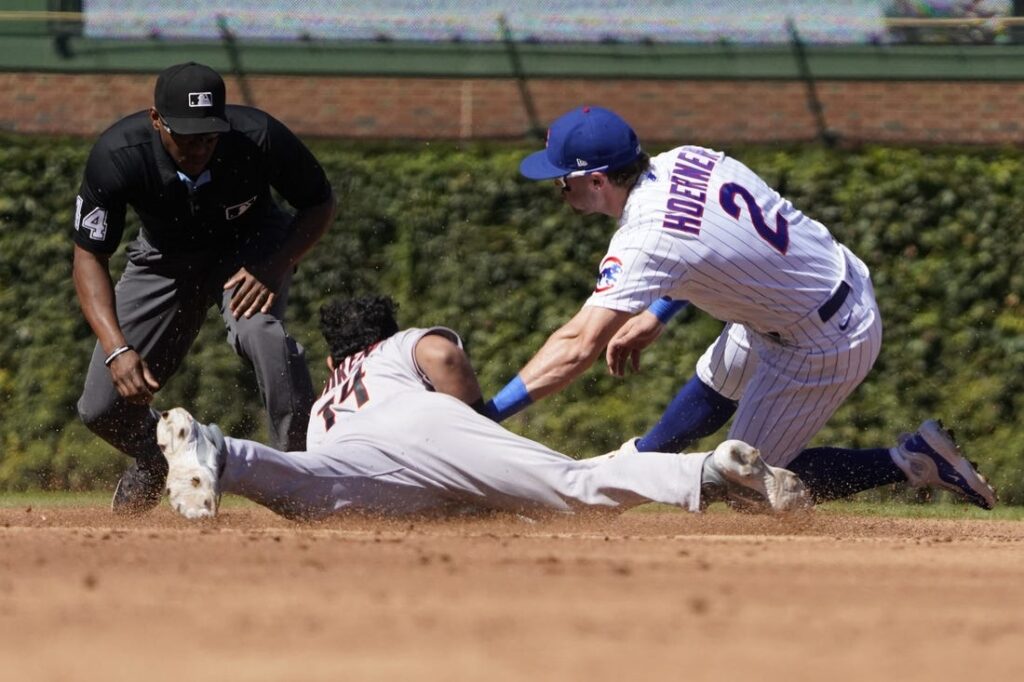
[77,399,99,430]
[76,394,117,433]
[232,317,290,356]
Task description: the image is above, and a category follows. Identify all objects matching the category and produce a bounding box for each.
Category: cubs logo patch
[594,256,623,292]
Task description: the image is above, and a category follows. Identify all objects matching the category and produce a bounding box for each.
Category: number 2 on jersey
[718,183,789,255]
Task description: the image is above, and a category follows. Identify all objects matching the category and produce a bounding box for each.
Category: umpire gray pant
[77,232,315,464]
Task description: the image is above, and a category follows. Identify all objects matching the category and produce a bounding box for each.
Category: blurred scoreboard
[81,0,907,44]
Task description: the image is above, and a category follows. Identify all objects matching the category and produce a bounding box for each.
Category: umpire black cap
[154,62,231,135]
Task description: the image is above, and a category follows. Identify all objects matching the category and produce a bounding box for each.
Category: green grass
[815,499,1024,521]
[0,491,111,508]
[632,498,1024,520]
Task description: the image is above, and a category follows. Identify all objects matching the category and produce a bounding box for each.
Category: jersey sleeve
[584,232,688,313]
[410,327,463,389]
[384,327,464,389]
[264,114,333,210]
[72,143,129,255]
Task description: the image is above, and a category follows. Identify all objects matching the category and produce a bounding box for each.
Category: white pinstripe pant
[696,267,883,468]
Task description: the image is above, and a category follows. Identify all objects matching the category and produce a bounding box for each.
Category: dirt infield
[1,505,1022,682]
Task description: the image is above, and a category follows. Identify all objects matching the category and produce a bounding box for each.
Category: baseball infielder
[484,105,995,510]
[155,296,810,520]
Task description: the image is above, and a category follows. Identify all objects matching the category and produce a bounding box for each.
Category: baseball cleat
[706,439,812,512]
[156,407,225,519]
[111,455,168,516]
[891,420,996,510]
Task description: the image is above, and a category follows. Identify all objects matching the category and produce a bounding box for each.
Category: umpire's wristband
[483,375,533,423]
[647,297,688,324]
[104,344,135,367]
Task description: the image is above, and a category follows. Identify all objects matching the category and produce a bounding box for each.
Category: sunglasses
[159,117,220,144]
[554,169,597,191]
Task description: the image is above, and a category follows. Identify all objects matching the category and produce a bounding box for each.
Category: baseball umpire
[484,105,995,510]
[72,62,336,515]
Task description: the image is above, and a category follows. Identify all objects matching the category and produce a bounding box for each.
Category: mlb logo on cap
[154,62,231,135]
[520,106,641,180]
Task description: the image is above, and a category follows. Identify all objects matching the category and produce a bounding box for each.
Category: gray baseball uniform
[217,328,708,519]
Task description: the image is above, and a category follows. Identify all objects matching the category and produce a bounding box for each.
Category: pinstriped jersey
[306,327,462,449]
[584,146,854,336]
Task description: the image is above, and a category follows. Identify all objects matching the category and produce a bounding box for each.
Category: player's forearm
[486,307,631,421]
[72,245,126,354]
[519,306,633,399]
[483,335,598,422]
[519,333,601,401]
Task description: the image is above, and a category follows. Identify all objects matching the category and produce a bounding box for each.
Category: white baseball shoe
[156,407,225,519]
[891,420,996,510]
[704,439,812,512]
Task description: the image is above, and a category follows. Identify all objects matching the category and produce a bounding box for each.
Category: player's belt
[817,281,851,323]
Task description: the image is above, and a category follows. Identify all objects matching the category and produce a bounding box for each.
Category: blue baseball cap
[520,106,641,180]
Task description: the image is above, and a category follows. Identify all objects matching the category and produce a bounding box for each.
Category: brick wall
[3,71,1024,145]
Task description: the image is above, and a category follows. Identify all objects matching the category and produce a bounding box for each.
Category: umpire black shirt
[73,106,332,255]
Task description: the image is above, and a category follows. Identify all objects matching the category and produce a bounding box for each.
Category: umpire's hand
[224,265,282,319]
[109,350,160,405]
